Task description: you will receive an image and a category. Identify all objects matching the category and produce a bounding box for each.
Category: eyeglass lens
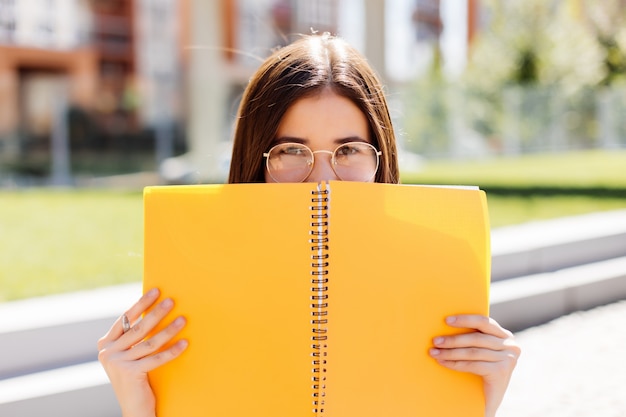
[265,142,379,183]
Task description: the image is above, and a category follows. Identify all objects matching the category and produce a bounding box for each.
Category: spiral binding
[310,183,330,415]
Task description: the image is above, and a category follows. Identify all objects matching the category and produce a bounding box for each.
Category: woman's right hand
[97,288,188,417]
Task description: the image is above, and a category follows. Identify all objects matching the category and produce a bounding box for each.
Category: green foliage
[399,1,626,157]
[514,49,540,85]
[584,0,626,86]
[465,0,607,93]
[598,35,626,85]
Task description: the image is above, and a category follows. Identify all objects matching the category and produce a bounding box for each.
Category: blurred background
[1,1,625,416]
[6,0,626,295]
[1,0,624,186]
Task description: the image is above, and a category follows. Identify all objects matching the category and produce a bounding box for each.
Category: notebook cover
[143,181,490,416]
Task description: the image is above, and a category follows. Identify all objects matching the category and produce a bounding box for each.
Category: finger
[124,316,187,361]
[119,297,175,347]
[433,332,507,351]
[98,288,161,348]
[445,315,512,339]
[124,288,162,324]
[433,358,501,377]
[135,339,189,373]
[429,346,510,363]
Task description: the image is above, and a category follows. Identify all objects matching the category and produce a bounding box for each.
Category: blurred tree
[515,49,539,85]
[401,0,626,157]
[457,0,608,152]
[464,0,604,92]
[582,0,626,86]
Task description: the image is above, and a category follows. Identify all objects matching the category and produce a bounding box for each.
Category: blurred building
[0,0,342,182]
[164,0,341,182]
[385,0,482,82]
[0,0,190,180]
[218,0,340,94]
[0,0,486,183]
[0,0,95,162]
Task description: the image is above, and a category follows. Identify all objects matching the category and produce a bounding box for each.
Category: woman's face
[264,89,372,183]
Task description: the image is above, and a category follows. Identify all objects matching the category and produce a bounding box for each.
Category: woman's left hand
[429,315,520,417]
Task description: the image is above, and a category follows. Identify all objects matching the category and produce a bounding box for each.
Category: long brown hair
[228,33,399,184]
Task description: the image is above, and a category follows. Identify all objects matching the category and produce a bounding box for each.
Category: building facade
[1,0,486,181]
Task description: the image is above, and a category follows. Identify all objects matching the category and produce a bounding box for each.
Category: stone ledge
[490,256,626,332]
[0,362,120,417]
[0,283,141,379]
[491,209,626,281]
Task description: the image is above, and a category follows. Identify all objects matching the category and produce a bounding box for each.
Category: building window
[0,0,17,43]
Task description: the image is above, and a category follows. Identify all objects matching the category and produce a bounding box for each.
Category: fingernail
[146,288,159,297]
[434,337,445,346]
[174,316,186,327]
[429,348,440,356]
[446,316,457,324]
[161,298,173,308]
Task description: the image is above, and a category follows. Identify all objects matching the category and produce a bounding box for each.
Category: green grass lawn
[400,149,626,226]
[0,190,144,302]
[402,149,626,190]
[1,150,625,301]
[487,194,626,227]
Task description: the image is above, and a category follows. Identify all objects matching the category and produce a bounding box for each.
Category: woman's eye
[274,144,308,157]
[337,145,359,156]
[282,147,305,155]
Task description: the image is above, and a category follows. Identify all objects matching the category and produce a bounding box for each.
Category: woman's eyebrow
[274,136,307,144]
[335,135,369,144]
[273,135,371,145]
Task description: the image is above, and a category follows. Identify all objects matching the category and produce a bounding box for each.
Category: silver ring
[122,314,131,333]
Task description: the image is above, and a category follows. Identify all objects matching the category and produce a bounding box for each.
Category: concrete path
[498,299,626,417]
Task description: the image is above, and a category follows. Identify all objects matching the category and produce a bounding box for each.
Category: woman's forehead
[275,91,370,147]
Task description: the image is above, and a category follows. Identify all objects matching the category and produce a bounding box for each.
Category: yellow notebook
[143,181,490,417]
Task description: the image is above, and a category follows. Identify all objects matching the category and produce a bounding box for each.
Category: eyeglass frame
[262,141,382,183]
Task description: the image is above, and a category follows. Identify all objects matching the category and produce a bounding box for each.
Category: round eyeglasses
[263,142,381,183]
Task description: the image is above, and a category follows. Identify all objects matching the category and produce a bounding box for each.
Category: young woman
[98,33,520,417]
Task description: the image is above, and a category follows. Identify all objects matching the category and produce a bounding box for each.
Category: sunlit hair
[228,33,399,184]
